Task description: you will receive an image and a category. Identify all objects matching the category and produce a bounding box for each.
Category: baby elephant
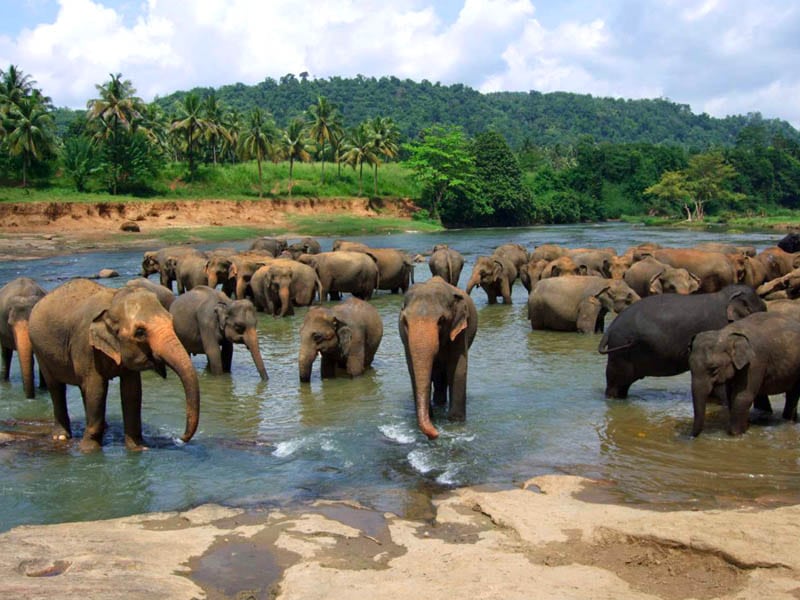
[170,286,268,380]
[298,297,383,382]
[689,312,800,436]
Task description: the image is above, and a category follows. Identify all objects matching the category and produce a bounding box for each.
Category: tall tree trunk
[320,141,326,184]
[289,157,294,196]
[358,162,364,196]
[373,164,378,196]
[257,157,263,199]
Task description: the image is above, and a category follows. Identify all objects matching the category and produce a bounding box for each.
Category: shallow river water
[1,223,798,532]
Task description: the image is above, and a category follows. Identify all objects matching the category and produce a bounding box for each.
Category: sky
[1,0,799,128]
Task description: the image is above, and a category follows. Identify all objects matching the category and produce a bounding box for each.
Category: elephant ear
[492,259,504,279]
[726,290,750,321]
[450,293,470,341]
[89,310,122,365]
[648,271,664,295]
[214,302,229,331]
[336,322,353,356]
[729,333,754,370]
[601,258,612,278]
[577,264,589,276]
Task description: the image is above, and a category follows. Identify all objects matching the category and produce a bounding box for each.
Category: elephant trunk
[407,320,440,439]
[206,270,218,290]
[12,320,35,399]
[298,341,316,382]
[278,285,291,317]
[150,321,200,442]
[235,276,247,300]
[465,272,479,295]
[691,377,712,437]
[244,328,268,381]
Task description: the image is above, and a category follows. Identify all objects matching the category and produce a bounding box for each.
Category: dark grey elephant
[465,255,518,304]
[0,277,47,398]
[299,251,379,301]
[29,279,200,451]
[170,286,268,380]
[286,237,322,258]
[428,244,465,286]
[599,284,766,399]
[623,256,700,297]
[399,277,478,439]
[528,276,640,333]
[298,297,383,382]
[689,312,800,436]
[248,237,288,256]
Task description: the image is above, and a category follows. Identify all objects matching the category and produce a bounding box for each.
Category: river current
[0,223,797,532]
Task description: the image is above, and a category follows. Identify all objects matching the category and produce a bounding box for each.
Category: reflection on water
[0,223,797,531]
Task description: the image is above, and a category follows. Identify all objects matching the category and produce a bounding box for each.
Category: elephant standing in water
[298,297,383,382]
[399,277,478,439]
[429,245,465,286]
[0,277,47,398]
[599,284,766,399]
[689,312,800,436]
[465,255,518,304]
[28,279,200,451]
[170,286,268,380]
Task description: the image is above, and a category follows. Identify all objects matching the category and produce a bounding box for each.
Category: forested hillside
[149,75,798,149]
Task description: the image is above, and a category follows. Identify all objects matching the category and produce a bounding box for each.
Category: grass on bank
[620,209,800,232]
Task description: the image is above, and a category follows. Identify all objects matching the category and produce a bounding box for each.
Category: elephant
[399,276,478,440]
[694,242,756,257]
[756,268,800,300]
[465,255,518,304]
[332,240,369,252]
[229,253,275,300]
[259,258,322,317]
[493,243,529,272]
[175,255,210,293]
[528,276,640,333]
[141,246,205,292]
[298,251,380,301]
[519,259,549,293]
[652,248,736,293]
[334,243,414,294]
[766,298,800,321]
[169,286,268,380]
[124,278,176,310]
[599,284,766,399]
[568,249,617,278]
[540,256,581,279]
[28,279,200,451]
[740,254,769,288]
[755,247,800,281]
[0,277,47,398]
[428,244,465,286]
[298,297,383,382]
[623,256,701,297]
[248,237,288,257]
[530,244,568,263]
[286,237,322,258]
[778,233,800,254]
[204,252,236,297]
[689,312,800,436]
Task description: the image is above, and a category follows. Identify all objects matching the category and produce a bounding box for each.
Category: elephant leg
[783,383,800,421]
[729,390,754,435]
[446,349,468,421]
[320,354,337,379]
[221,340,234,373]
[39,367,47,390]
[432,361,447,406]
[753,394,773,414]
[201,327,225,375]
[604,356,635,399]
[80,377,109,451]
[120,371,145,450]
[46,374,71,441]
[500,278,512,304]
[1,345,11,380]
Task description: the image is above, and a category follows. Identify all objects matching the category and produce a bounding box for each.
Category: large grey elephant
[689,312,800,436]
[28,279,200,451]
[0,277,47,398]
[428,244,465,286]
[298,297,383,381]
[141,246,205,292]
[175,255,210,293]
[298,251,379,301]
[599,284,766,399]
[399,277,478,440]
[528,276,640,333]
[333,243,413,294]
[229,253,274,300]
[465,255,518,304]
[260,259,321,317]
[169,286,268,380]
[623,256,700,297]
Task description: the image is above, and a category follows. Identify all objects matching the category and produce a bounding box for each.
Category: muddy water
[0,223,798,532]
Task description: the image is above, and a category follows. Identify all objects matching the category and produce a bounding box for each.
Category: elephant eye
[235,324,246,334]
[134,326,147,339]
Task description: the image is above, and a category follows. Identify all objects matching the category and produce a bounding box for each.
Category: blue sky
[1,0,799,128]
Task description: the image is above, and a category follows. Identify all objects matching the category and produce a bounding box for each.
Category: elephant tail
[597,336,635,354]
[314,275,323,304]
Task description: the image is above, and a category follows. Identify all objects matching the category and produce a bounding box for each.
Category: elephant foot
[125,436,148,451]
[51,427,71,442]
[79,437,102,452]
[604,386,629,399]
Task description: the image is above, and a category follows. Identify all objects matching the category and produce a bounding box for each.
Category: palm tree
[306,95,342,184]
[86,73,144,194]
[238,107,278,198]
[138,101,169,156]
[341,122,379,196]
[169,92,210,180]
[0,65,36,110]
[5,96,55,186]
[202,91,231,165]
[280,117,311,195]
[369,116,400,195]
[223,108,242,163]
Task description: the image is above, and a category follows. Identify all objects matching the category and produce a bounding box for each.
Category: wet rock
[120,221,141,232]
[97,269,119,279]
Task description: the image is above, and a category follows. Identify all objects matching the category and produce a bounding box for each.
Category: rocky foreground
[2,475,799,599]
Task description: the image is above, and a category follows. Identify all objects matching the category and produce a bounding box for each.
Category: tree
[280,117,311,194]
[306,95,341,183]
[202,91,230,165]
[684,152,742,220]
[341,122,378,196]
[369,116,400,195]
[4,95,55,186]
[238,107,277,198]
[472,130,531,226]
[403,124,477,222]
[61,136,98,192]
[169,92,209,180]
[644,170,692,219]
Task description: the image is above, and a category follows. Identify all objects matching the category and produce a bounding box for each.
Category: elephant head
[542,256,580,278]
[205,256,232,291]
[90,287,200,442]
[648,266,701,295]
[267,262,296,317]
[578,281,640,333]
[141,251,160,277]
[298,306,351,382]
[725,287,767,321]
[214,297,268,380]
[399,278,475,439]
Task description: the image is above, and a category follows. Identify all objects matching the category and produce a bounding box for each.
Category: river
[0,223,797,532]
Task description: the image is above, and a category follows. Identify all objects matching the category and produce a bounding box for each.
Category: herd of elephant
[4,232,800,451]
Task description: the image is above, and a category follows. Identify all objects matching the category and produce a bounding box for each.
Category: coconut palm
[170,92,209,180]
[238,107,278,198]
[0,65,36,110]
[369,116,400,195]
[223,108,242,163]
[306,95,342,184]
[4,96,55,186]
[280,117,311,195]
[341,122,379,197]
[202,91,231,165]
